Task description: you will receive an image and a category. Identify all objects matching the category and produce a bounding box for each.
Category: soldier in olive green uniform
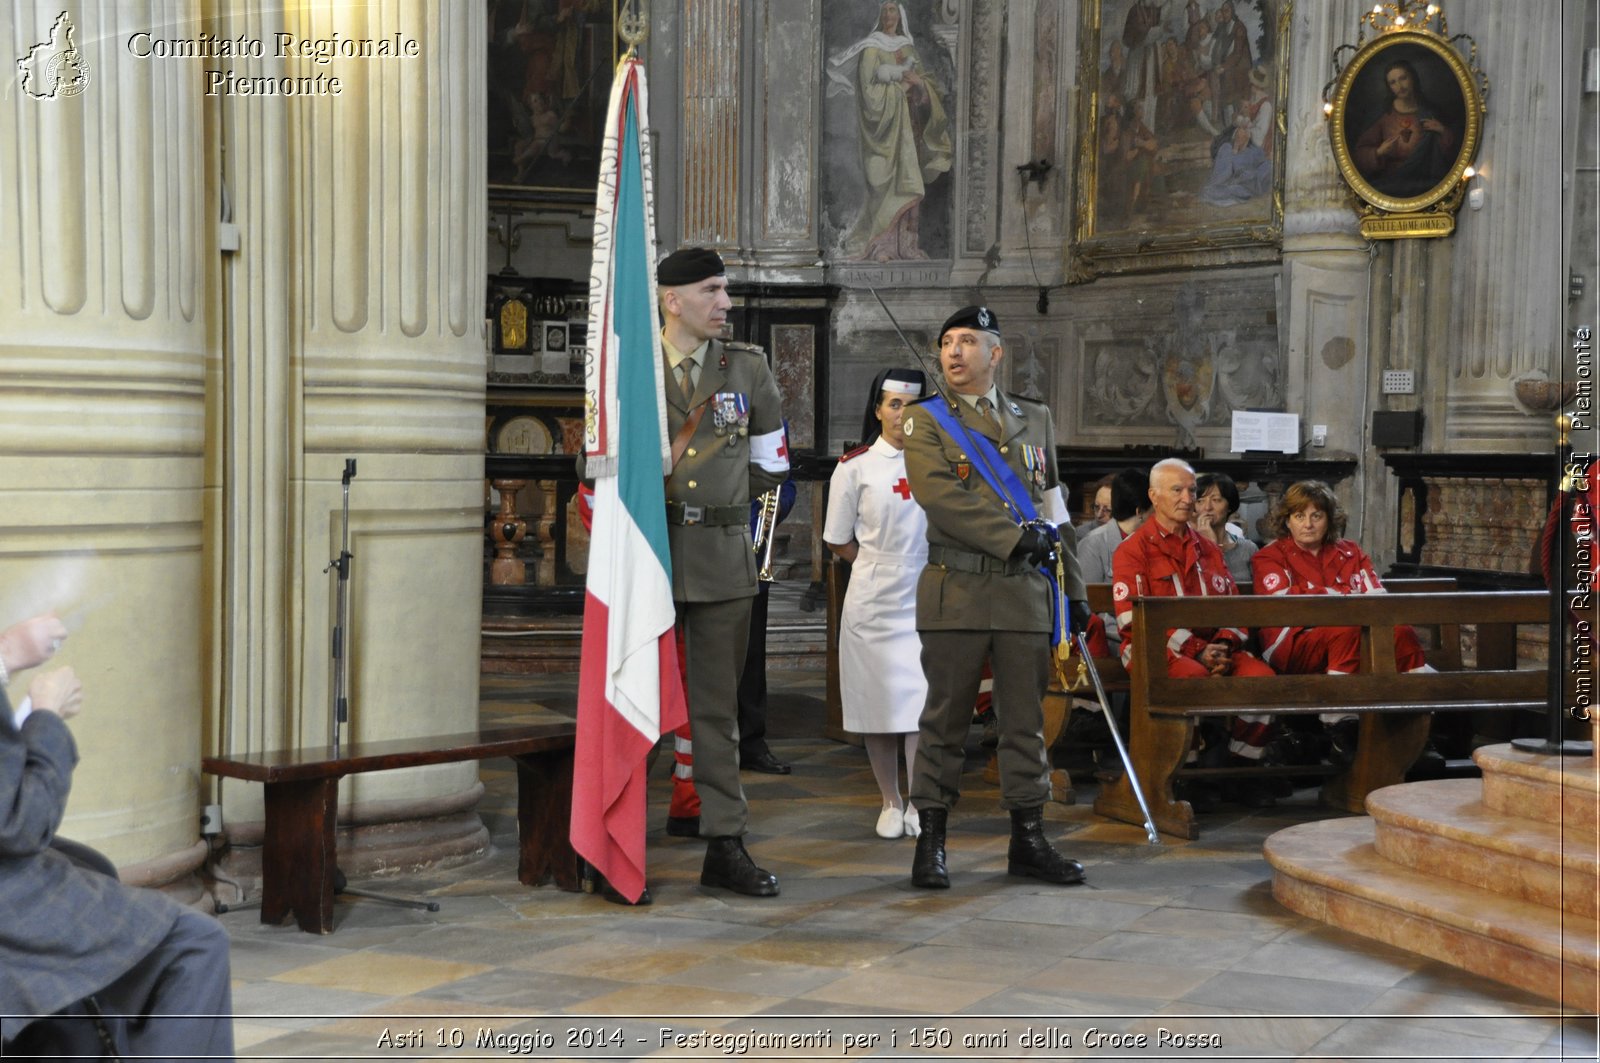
[901,306,1091,890]
[656,249,788,897]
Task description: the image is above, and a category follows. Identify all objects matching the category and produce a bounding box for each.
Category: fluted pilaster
[679,0,741,250]
[1441,0,1565,449]
[207,0,488,841]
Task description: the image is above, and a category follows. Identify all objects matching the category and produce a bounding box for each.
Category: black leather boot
[1007,806,1085,885]
[700,836,779,897]
[665,815,700,838]
[910,806,949,889]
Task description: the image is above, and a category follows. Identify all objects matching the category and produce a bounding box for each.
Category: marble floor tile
[268,951,493,997]
[230,981,393,1027]
[1180,968,1388,1016]
[1122,904,1298,942]
[872,942,1063,983]
[982,892,1156,930]
[414,968,633,1010]
[1021,956,1216,1000]
[1071,928,1263,970]
[1308,1014,1557,1059]
[672,956,853,998]
[1225,935,1426,987]
[800,968,1004,1012]
[574,981,785,1016]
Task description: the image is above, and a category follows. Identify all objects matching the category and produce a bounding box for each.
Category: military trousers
[677,595,754,838]
[910,628,1052,813]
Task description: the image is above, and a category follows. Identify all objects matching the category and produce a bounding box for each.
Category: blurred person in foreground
[0,612,235,1058]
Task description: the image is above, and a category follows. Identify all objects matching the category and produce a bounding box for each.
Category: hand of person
[1377,131,1403,158]
[1420,118,1446,135]
[1069,599,1093,632]
[1200,641,1234,676]
[1010,526,1055,568]
[0,613,68,674]
[28,667,83,720]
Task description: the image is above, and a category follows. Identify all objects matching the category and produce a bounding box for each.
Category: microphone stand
[218,460,439,920]
[323,459,441,913]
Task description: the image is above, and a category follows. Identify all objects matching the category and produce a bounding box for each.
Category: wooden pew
[1092,590,1547,840]
[204,721,579,933]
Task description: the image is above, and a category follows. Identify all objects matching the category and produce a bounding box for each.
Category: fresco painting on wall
[1077,280,1283,450]
[487,0,616,200]
[823,0,958,276]
[1071,0,1289,279]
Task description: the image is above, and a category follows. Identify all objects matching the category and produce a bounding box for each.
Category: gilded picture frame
[486,0,619,204]
[1327,29,1484,239]
[1070,0,1292,282]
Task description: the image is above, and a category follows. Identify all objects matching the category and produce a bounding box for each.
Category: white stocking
[864,733,904,810]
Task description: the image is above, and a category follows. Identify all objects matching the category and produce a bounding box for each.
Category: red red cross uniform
[1111,518,1277,758]
[1250,538,1426,683]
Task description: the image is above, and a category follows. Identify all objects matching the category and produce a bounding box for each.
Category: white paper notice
[1231,411,1300,454]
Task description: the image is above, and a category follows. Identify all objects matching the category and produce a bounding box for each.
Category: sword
[1073,630,1162,845]
[867,287,960,413]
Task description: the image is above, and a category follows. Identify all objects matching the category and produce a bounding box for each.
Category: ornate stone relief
[1078,279,1283,448]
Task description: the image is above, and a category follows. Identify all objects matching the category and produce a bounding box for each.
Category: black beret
[657,247,726,286]
[938,305,1000,341]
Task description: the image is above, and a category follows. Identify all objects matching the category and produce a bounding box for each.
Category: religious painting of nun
[822,1,956,264]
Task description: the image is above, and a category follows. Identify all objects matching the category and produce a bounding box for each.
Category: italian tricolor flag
[570,55,686,904]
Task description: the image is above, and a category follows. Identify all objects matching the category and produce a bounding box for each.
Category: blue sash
[921,399,1037,524]
[921,398,1073,654]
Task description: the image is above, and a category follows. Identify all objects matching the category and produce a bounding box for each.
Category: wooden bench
[1093,590,1548,839]
[203,722,580,933]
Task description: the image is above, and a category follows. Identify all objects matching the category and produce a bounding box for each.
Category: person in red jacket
[1250,480,1432,763]
[1112,459,1277,767]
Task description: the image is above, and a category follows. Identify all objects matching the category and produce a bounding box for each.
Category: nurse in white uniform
[823,368,929,839]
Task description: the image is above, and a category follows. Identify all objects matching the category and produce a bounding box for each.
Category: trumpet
[751,488,781,582]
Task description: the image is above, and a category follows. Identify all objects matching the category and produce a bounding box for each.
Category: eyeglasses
[1092,504,1112,519]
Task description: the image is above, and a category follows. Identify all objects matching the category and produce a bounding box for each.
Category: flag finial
[620,0,649,48]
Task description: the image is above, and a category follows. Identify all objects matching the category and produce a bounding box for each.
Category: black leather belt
[927,543,1032,576]
[665,501,747,526]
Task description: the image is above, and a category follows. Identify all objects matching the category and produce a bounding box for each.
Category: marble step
[1266,816,1598,1010]
[1367,779,1599,919]
[1476,743,1599,834]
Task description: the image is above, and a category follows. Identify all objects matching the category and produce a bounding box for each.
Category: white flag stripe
[586,475,676,740]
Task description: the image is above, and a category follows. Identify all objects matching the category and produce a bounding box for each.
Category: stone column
[0,5,209,895]
[210,1,490,878]
[741,0,823,281]
[949,0,1005,285]
[990,0,1071,290]
[1280,0,1376,537]
[1440,0,1565,450]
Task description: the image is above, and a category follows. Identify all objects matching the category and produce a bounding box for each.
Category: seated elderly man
[1111,459,1278,774]
[0,613,235,1059]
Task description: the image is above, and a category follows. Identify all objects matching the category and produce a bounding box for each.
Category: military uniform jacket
[0,699,178,1039]
[665,338,787,603]
[901,389,1085,632]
